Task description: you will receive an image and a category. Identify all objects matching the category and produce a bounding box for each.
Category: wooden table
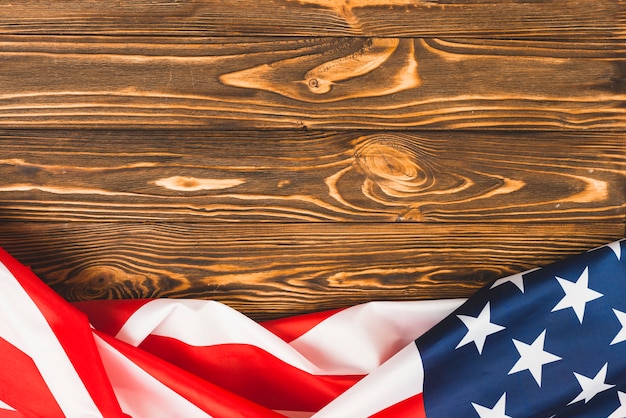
[0,1,624,319]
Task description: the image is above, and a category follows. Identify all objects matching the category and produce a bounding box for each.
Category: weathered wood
[0,222,622,319]
[1,37,624,129]
[1,2,624,323]
[1,0,624,39]
[0,130,623,223]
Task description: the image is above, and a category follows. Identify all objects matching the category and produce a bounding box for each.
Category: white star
[456,302,505,354]
[607,241,622,261]
[552,267,603,323]
[569,363,615,405]
[608,391,626,418]
[508,329,561,386]
[611,309,626,345]
[472,393,511,418]
[491,271,527,293]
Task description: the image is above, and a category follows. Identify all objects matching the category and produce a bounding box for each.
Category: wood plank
[0,222,621,319]
[1,0,624,39]
[0,130,624,223]
[1,37,624,129]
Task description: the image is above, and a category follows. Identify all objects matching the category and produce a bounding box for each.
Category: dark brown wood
[0,222,622,320]
[1,0,624,39]
[0,130,624,223]
[1,37,624,130]
[1,2,624,321]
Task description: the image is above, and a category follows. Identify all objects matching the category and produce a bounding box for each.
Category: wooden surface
[0,130,624,223]
[1,37,625,129]
[1,0,624,39]
[0,222,621,319]
[0,1,624,319]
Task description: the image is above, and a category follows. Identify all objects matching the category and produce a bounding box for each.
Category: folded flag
[0,239,623,417]
[316,239,626,418]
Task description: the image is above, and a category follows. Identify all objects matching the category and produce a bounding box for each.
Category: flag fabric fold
[0,239,624,417]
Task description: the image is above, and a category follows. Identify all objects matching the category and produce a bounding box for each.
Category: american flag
[0,239,623,417]
[416,239,626,417]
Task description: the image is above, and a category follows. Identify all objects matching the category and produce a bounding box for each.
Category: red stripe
[75,299,345,346]
[78,298,361,411]
[96,331,284,418]
[261,307,346,343]
[0,337,64,418]
[74,299,153,336]
[140,335,363,411]
[368,393,427,418]
[0,248,126,418]
[0,411,26,418]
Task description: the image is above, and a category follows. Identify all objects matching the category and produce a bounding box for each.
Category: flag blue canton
[417,240,626,418]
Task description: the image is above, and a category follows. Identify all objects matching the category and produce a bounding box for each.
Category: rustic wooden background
[0,1,624,320]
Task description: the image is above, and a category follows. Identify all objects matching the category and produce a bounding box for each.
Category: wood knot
[355,138,428,196]
[53,265,150,301]
[306,77,333,94]
[221,38,419,103]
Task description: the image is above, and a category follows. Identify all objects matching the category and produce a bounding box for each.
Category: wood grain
[1,1,624,322]
[0,0,624,39]
[0,222,622,319]
[1,37,624,129]
[0,130,623,223]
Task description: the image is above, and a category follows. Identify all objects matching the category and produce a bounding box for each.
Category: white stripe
[0,399,16,411]
[312,343,424,417]
[0,261,102,417]
[115,298,462,375]
[94,334,212,418]
[115,299,326,373]
[290,299,463,374]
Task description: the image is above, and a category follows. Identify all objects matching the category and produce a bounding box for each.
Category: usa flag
[0,239,624,417]
[418,240,626,417]
[316,239,626,417]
